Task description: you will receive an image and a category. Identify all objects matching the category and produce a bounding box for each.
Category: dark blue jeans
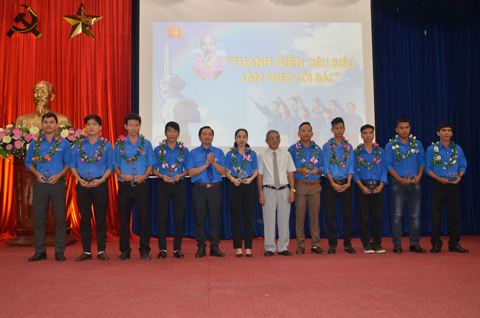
[390,178,421,245]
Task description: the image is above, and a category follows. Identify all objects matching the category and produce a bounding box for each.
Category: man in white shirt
[258,130,296,256]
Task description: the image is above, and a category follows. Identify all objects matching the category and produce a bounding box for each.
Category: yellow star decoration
[62,3,102,39]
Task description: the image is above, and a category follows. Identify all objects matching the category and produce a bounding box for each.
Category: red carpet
[1,236,479,317]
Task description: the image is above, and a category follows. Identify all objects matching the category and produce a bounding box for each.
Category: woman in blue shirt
[225,129,259,257]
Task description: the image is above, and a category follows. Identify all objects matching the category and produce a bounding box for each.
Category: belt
[361,180,380,187]
[333,178,347,185]
[263,185,288,190]
[82,177,103,180]
[121,180,147,184]
[295,179,321,185]
[194,182,221,188]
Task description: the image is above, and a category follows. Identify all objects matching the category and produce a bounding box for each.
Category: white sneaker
[373,245,386,253]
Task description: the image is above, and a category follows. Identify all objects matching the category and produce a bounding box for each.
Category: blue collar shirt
[425,141,467,178]
[113,135,156,182]
[385,136,425,177]
[225,148,258,178]
[353,144,388,184]
[186,145,225,184]
[288,141,324,181]
[25,133,71,175]
[322,139,354,178]
[70,136,114,179]
[153,142,190,179]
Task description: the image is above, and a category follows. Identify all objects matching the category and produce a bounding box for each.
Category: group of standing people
[25,112,468,263]
[251,89,364,146]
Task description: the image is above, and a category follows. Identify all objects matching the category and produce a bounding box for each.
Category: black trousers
[324,181,353,247]
[76,181,108,253]
[118,182,151,254]
[32,179,67,254]
[157,179,185,251]
[228,181,255,249]
[431,180,461,248]
[192,185,222,249]
[357,187,384,246]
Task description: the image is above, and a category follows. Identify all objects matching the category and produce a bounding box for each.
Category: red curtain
[0,0,133,242]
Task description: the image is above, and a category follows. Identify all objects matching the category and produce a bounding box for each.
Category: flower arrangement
[356,143,382,171]
[229,145,252,174]
[0,123,86,159]
[0,123,40,158]
[389,134,418,165]
[432,141,457,169]
[158,139,185,172]
[57,125,87,145]
[328,137,350,168]
[295,140,320,179]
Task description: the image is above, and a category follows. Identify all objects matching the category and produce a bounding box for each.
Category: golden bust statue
[15,81,72,129]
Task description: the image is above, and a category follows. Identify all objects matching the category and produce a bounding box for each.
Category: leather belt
[263,185,288,190]
[361,180,380,187]
[194,182,221,188]
[333,178,347,185]
[295,179,321,185]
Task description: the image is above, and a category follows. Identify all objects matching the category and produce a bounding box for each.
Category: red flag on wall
[167,25,183,39]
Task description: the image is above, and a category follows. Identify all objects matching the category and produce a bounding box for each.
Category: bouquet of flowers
[0,124,41,158]
[57,125,87,146]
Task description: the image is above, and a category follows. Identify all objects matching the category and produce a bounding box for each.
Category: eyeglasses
[267,137,280,141]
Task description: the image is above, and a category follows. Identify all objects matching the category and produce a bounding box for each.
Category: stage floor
[2,236,480,317]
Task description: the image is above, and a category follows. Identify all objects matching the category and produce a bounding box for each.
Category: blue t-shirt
[113,135,156,181]
[25,133,71,175]
[225,148,258,178]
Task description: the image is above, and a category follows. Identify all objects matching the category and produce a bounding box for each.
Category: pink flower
[68,129,75,134]
[81,159,85,162]
[341,164,345,168]
[14,140,23,149]
[191,52,226,81]
[329,146,332,149]
[12,128,22,135]
[100,137,104,141]
[174,168,178,171]
[359,158,364,161]
[0,132,5,139]
[75,129,86,137]
[6,144,13,150]
[32,133,40,139]
[97,157,101,160]
[162,164,166,168]
[67,135,75,141]
[24,134,33,142]
[94,154,98,157]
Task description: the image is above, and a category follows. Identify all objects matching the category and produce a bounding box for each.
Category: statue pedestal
[6,156,76,247]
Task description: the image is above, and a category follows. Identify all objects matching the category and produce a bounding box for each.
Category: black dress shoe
[195,248,206,258]
[430,246,441,254]
[210,248,225,257]
[157,251,167,259]
[264,251,274,257]
[393,244,402,253]
[236,253,243,257]
[311,247,326,255]
[328,246,336,254]
[174,250,184,259]
[246,254,253,258]
[409,243,426,253]
[55,253,66,261]
[449,244,469,253]
[277,250,293,256]
[75,252,92,262]
[140,252,151,260]
[116,252,131,261]
[344,246,356,254]
[28,252,47,262]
